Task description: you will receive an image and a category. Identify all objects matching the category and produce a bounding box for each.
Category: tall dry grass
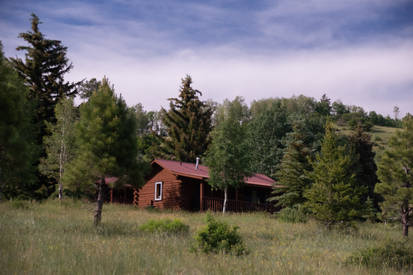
[0,200,411,274]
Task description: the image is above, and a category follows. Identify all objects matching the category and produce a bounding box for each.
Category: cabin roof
[152,159,276,188]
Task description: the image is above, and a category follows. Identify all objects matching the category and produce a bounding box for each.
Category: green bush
[194,214,247,256]
[139,219,189,235]
[277,205,308,223]
[346,241,413,270]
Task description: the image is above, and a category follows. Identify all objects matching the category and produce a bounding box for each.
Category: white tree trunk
[223,187,228,213]
[58,128,64,200]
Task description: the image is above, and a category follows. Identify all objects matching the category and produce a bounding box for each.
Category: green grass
[0,200,411,274]
[337,125,398,161]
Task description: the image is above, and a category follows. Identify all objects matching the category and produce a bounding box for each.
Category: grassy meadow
[1,200,412,275]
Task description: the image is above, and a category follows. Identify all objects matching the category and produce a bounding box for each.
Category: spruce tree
[206,97,251,213]
[39,97,77,200]
[268,124,312,208]
[0,42,38,199]
[305,122,364,226]
[376,115,413,236]
[11,14,78,141]
[65,78,144,225]
[11,14,79,198]
[349,125,378,207]
[161,75,213,162]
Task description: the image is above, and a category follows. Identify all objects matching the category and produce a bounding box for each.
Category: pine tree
[205,97,251,213]
[10,14,79,198]
[161,75,213,162]
[11,14,78,140]
[39,97,77,200]
[65,78,144,225]
[268,124,312,208]
[305,122,364,226]
[0,42,38,199]
[376,115,413,236]
[349,125,378,207]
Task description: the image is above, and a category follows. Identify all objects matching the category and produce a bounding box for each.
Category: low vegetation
[1,200,413,274]
[346,241,413,270]
[140,218,189,235]
[193,214,247,255]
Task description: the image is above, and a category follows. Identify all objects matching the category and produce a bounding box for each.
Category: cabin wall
[179,177,202,211]
[137,169,182,209]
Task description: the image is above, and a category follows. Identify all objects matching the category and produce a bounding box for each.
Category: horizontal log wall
[137,169,182,209]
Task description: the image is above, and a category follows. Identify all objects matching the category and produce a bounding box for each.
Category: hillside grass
[337,125,398,160]
[0,200,411,275]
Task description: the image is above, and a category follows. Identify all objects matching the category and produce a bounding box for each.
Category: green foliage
[248,96,325,179]
[346,241,413,270]
[277,205,308,223]
[247,100,290,178]
[64,78,144,224]
[10,14,78,141]
[269,124,313,208]
[206,97,251,212]
[194,214,247,256]
[139,219,189,235]
[66,78,143,190]
[305,122,364,226]
[161,75,214,162]
[375,115,413,236]
[39,97,77,199]
[0,42,38,199]
[348,126,379,208]
[78,78,101,100]
[10,14,79,199]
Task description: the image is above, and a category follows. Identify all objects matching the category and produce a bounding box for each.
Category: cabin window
[154,182,162,201]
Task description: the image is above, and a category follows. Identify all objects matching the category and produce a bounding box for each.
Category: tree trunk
[94,177,105,226]
[402,211,409,237]
[58,129,64,200]
[223,187,228,214]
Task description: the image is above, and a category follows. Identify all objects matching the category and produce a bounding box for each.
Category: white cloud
[65,40,413,116]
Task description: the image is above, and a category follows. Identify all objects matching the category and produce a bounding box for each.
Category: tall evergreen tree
[11,14,78,140]
[65,78,144,225]
[349,125,378,207]
[0,42,38,199]
[206,97,251,213]
[78,78,101,101]
[161,75,214,162]
[376,115,413,236]
[10,14,79,198]
[305,122,364,226]
[39,97,77,200]
[268,123,312,208]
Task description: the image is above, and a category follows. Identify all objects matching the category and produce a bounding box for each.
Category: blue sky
[1,0,413,116]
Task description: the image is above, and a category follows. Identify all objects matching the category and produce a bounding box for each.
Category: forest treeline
[1,14,412,235]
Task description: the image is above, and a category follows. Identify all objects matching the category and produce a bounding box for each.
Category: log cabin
[108,159,278,212]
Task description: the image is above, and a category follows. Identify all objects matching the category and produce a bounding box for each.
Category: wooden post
[133,188,138,206]
[110,189,113,203]
[200,181,204,211]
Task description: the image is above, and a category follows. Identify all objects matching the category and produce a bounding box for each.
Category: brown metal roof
[153,159,276,188]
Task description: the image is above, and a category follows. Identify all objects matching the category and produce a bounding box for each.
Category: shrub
[139,219,189,235]
[346,241,413,270]
[277,205,308,223]
[194,214,247,256]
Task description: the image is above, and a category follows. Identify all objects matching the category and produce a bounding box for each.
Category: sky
[1,0,413,116]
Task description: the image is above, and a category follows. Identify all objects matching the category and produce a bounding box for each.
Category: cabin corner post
[200,181,204,211]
